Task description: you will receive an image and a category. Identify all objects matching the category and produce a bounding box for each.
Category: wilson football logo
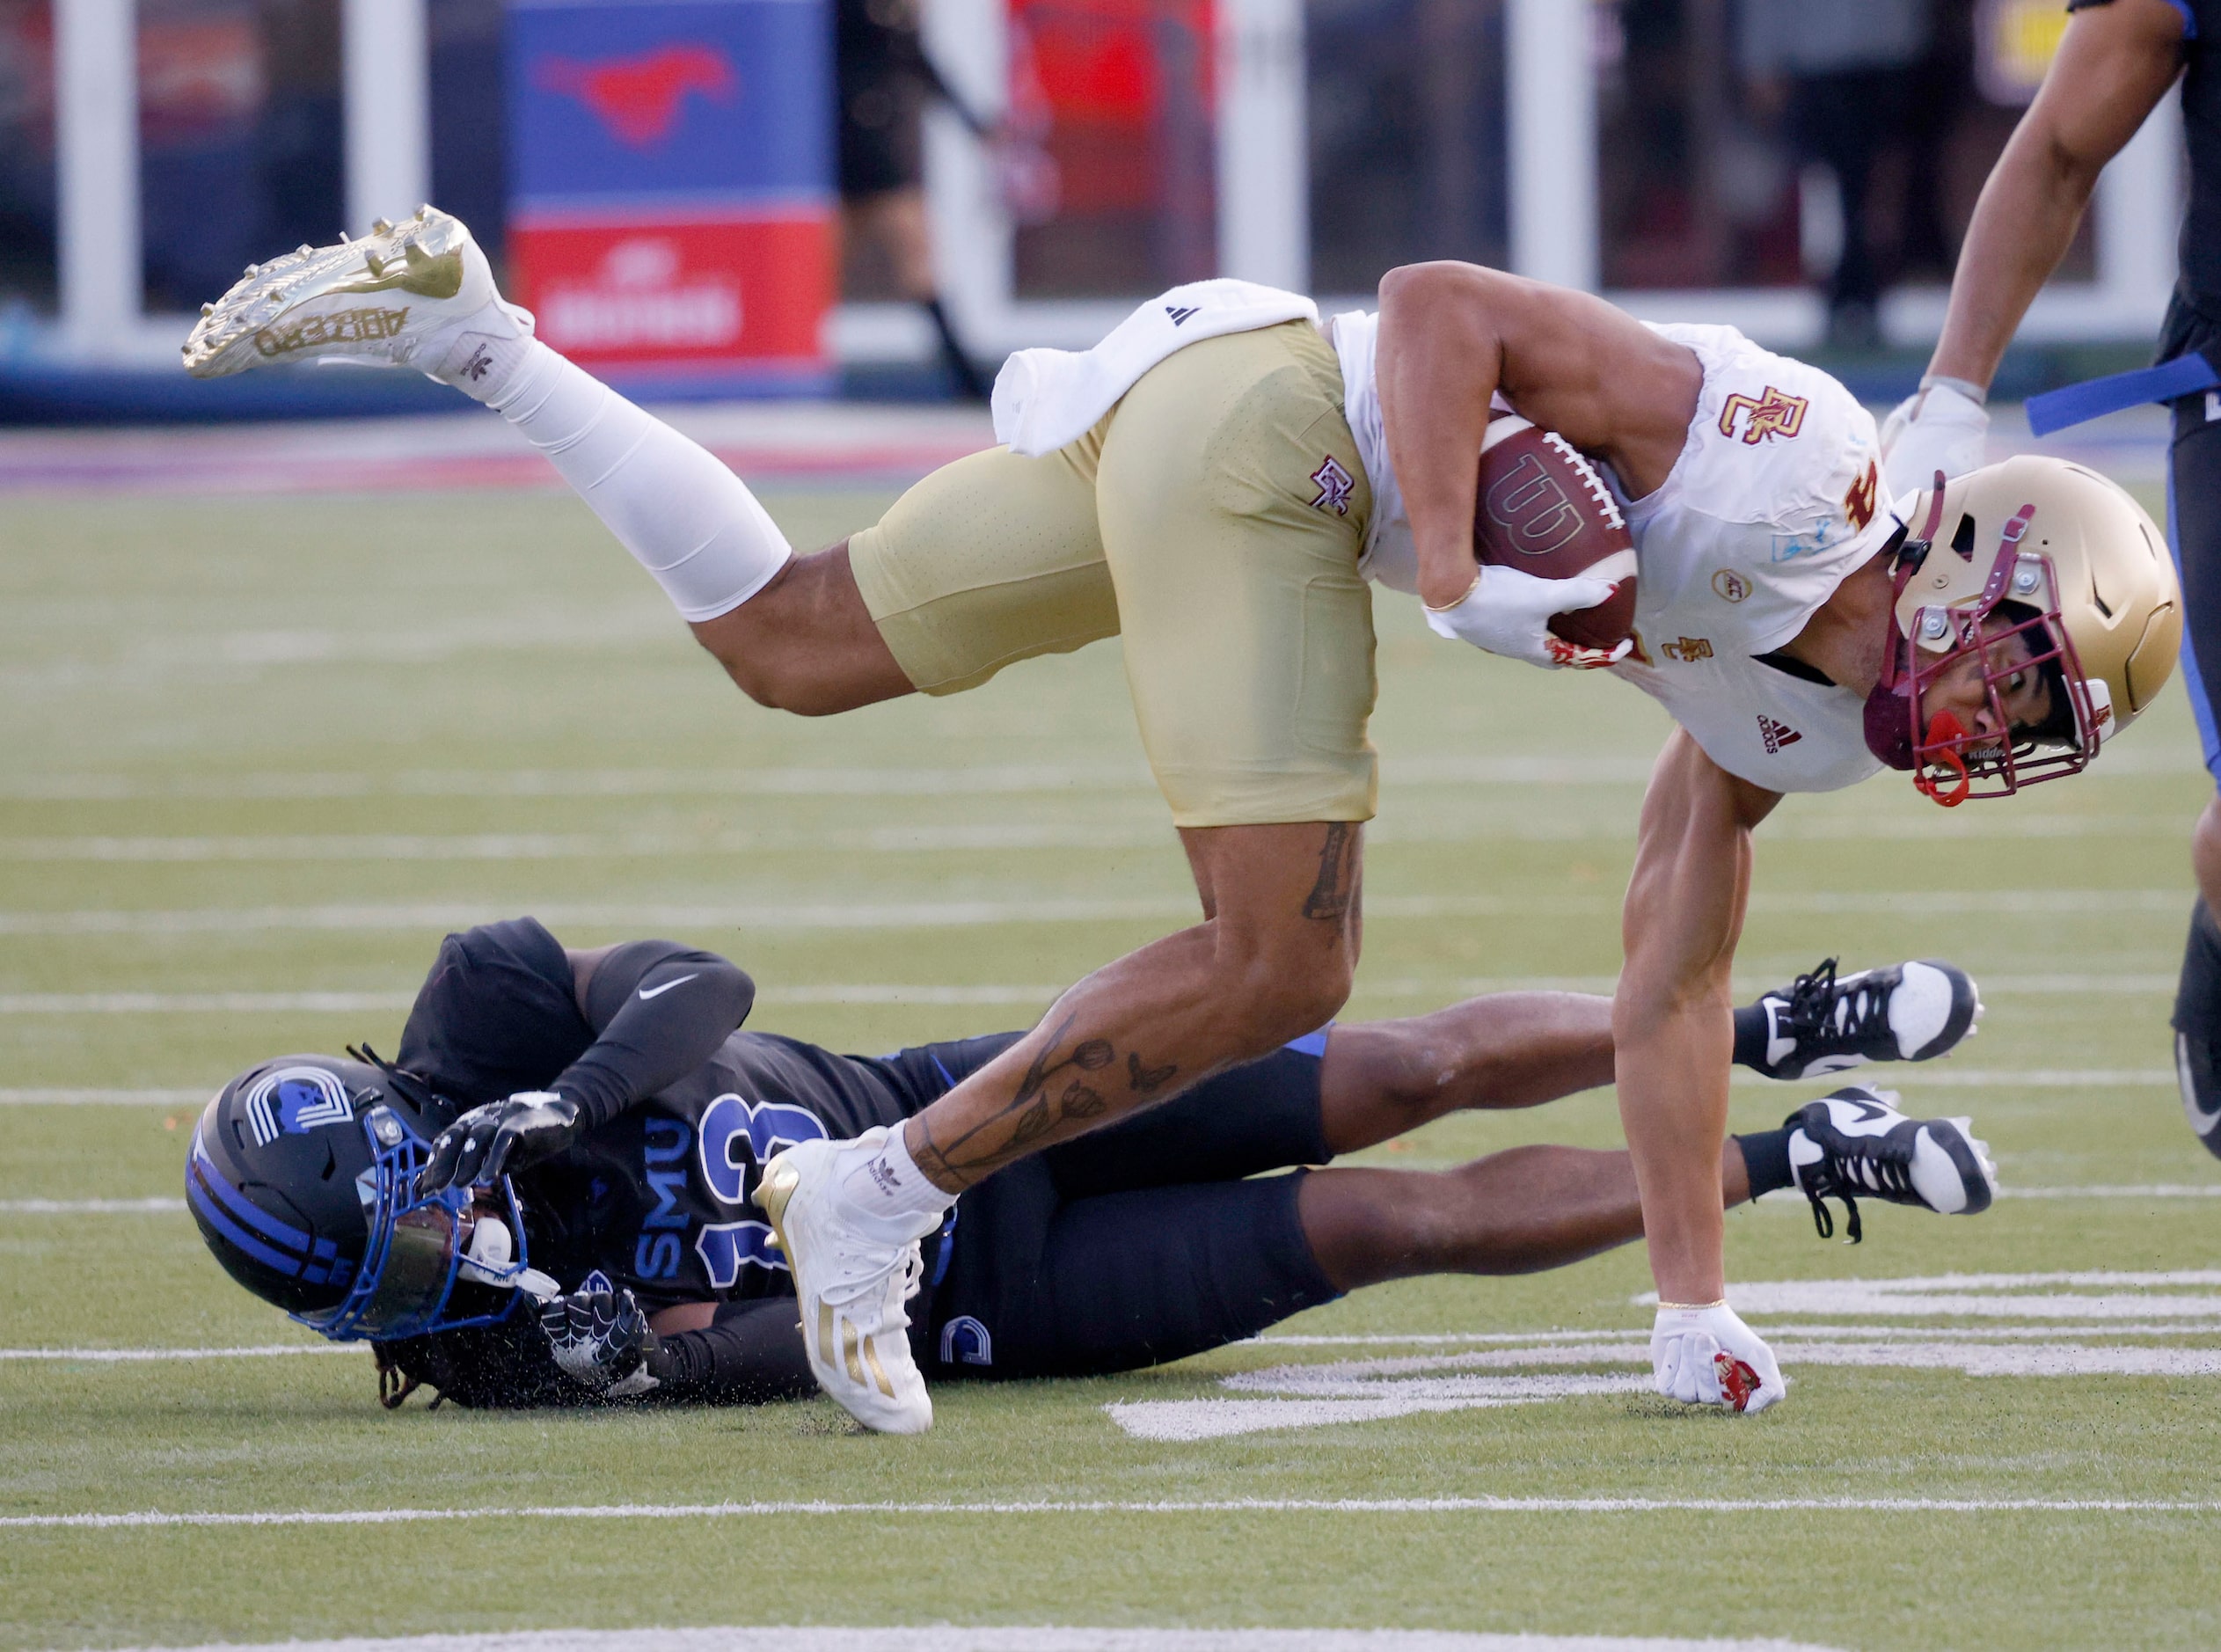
[1483,452,1586,555]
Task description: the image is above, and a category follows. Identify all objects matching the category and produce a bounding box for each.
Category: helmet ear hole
[1950,514,1976,560]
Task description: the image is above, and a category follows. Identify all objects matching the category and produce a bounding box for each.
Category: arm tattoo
[910,1017,1176,1188]
[1302,822,1361,921]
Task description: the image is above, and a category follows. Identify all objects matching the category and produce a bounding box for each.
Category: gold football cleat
[754,1133,936,1435]
[182,206,523,380]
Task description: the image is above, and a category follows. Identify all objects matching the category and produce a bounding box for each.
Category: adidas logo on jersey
[1165,304,1199,325]
[1757,714,1803,754]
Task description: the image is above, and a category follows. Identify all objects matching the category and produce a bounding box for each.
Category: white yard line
[4,745,2201,800]
[0,889,2195,938]
[1732,1068,2174,1086]
[0,1344,352,1362]
[0,978,2186,1016]
[78,1634,1848,1652]
[0,991,417,1013]
[0,1198,183,1213]
[10,1186,2215,1216]
[77,1632,1845,1652]
[0,985,1063,1015]
[4,813,2203,860]
[6,1495,2218,1531]
[0,1087,211,1103]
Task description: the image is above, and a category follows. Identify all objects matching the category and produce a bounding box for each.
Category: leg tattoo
[913,1014,1179,1188]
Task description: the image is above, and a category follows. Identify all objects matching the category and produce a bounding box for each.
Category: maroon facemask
[1861,489,2100,806]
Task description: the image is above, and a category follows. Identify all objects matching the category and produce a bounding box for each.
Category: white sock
[837,1125,952,1241]
[463,338,793,621]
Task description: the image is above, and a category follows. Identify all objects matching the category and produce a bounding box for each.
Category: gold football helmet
[1867,455,2181,804]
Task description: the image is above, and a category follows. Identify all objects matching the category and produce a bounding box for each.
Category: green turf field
[4,484,2220,1651]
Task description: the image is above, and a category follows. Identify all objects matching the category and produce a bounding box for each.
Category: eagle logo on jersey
[1719,387,1809,445]
[1309,456,1355,516]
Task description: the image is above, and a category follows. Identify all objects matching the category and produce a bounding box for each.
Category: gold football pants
[848,320,1378,828]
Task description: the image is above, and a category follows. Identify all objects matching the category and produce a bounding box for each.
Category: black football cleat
[1746,957,1981,1081]
[1784,1085,1998,1244]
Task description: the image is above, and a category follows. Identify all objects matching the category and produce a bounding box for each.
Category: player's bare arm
[1615,728,1779,1305]
[1927,0,2188,393]
[1372,260,1701,610]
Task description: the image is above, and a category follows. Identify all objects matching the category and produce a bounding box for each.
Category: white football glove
[1424,563,1633,670]
[1650,1301,1786,1414]
[1879,380,1989,501]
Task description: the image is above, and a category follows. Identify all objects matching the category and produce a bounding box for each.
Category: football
[1473,414,1638,650]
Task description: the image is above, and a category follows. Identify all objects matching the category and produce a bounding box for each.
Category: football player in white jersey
[1372,260,2179,1407]
[186,214,2179,1425]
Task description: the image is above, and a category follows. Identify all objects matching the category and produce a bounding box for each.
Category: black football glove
[540,1286,664,1398]
[417,1091,581,1195]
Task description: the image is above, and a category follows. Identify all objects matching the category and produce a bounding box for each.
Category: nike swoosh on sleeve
[637,973,699,1001]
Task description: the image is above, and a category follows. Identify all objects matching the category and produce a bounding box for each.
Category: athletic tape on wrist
[1918,374,1988,406]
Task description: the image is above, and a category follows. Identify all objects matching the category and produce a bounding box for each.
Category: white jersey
[1333,312,1896,793]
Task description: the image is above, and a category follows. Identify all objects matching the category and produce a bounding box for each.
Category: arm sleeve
[653,1297,818,1404]
[550,940,756,1129]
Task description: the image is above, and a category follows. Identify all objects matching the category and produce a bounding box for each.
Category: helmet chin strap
[1913,711,1973,807]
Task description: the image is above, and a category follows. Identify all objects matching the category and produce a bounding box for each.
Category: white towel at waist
[990,279,1320,457]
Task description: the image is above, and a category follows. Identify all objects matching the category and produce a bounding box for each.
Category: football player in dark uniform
[1880,0,2221,1155]
[189,919,1993,1412]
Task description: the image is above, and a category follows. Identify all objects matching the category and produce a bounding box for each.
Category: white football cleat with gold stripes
[181,205,530,381]
[754,1129,934,1435]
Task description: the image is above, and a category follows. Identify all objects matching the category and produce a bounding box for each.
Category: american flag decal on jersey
[1757,714,1803,755]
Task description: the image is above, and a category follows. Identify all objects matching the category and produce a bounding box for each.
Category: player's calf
[687,545,915,716]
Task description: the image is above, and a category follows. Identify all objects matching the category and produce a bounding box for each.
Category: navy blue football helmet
[187,1052,552,1341]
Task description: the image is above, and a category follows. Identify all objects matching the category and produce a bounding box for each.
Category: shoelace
[1800,1122,1918,1244]
[1775,958,1891,1073]
[819,1232,927,1324]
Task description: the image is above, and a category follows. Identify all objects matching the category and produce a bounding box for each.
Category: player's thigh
[1095,322,1378,829]
[1040,1040,1333,1199]
[2171,400,2221,777]
[932,1172,1339,1380]
[848,441,1121,696]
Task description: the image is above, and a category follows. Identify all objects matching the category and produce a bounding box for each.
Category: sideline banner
[508,0,835,395]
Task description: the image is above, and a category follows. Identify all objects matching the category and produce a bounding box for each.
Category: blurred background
[0,0,2185,419]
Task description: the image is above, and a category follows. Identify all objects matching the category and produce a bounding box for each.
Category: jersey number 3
[694,1093,829,1289]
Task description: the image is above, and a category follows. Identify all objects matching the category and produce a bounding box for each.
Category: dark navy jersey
[393,918,978,1311]
[2070,0,2221,298]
